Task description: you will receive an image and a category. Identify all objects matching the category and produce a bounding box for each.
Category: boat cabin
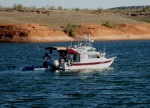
[45,46,81,62]
[45,45,104,64]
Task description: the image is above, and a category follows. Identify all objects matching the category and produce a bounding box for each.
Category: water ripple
[0,41,150,107]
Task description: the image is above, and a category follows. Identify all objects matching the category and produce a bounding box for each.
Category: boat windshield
[88,55,100,58]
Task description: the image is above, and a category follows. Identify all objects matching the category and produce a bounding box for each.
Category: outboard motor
[43,60,53,68]
[51,60,59,70]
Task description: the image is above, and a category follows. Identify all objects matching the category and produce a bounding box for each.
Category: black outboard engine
[51,60,59,70]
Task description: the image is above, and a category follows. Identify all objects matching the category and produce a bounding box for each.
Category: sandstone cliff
[0,24,73,42]
[77,23,150,41]
[0,23,150,42]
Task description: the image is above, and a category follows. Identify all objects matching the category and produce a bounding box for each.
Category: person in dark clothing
[43,53,51,60]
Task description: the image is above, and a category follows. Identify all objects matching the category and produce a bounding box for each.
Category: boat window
[73,54,77,61]
[86,43,91,47]
[88,55,99,58]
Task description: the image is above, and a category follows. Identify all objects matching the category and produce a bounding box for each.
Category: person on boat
[59,56,64,64]
[63,55,67,61]
[43,53,51,60]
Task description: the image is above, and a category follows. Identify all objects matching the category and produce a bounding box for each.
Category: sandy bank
[0,23,150,42]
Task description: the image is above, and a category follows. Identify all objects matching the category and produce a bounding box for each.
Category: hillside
[0,24,73,42]
[77,23,150,41]
[0,9,150,42]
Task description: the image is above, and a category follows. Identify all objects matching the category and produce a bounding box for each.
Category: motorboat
[43,38,116,70]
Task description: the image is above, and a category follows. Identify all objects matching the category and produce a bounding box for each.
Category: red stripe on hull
[72,60,112,66]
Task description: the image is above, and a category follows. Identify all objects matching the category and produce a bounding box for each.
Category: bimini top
[67,49,80,54]
[45,46,67,51]
[45,46,80,54]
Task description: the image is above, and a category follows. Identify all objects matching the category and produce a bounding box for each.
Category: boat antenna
[85,34,87,45]
[87,33,90,44]
[71,40,73,47]
[104,45,106,53]
[37,45,40,51]
[35,43,40,51]
[78,36,79,47]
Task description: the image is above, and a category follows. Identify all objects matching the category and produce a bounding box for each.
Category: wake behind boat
[43,38,116,70]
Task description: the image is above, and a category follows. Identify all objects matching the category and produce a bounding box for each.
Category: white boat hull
[60,57,115,70]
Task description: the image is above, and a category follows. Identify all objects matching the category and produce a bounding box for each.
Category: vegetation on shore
[0,4,150,41]
[102,20,114,28]
[0,4,149,30]
[0,4,150,12]
[64,23,78,37]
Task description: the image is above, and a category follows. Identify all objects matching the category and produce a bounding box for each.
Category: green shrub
[142,6,150,12]
[96,8,103,13]
[58,6,63,10]
[13,4,23,10]
[75,8,80,12]
[102,20,114,28]
[64,23,78,37]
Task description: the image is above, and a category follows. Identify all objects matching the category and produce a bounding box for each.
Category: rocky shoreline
[0,23,150,42]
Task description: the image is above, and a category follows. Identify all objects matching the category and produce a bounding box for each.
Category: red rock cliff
[0,24,73,42]
[0,23,150,42]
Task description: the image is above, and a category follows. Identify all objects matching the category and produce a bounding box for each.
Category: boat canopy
[45,46,67,54]
[67,49,80,54]
[45,46,67,51]
[45,46,80,55]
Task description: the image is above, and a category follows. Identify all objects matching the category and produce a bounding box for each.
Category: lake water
[0,41,150,108]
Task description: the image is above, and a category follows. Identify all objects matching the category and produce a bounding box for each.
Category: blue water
[0,41,150,108]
